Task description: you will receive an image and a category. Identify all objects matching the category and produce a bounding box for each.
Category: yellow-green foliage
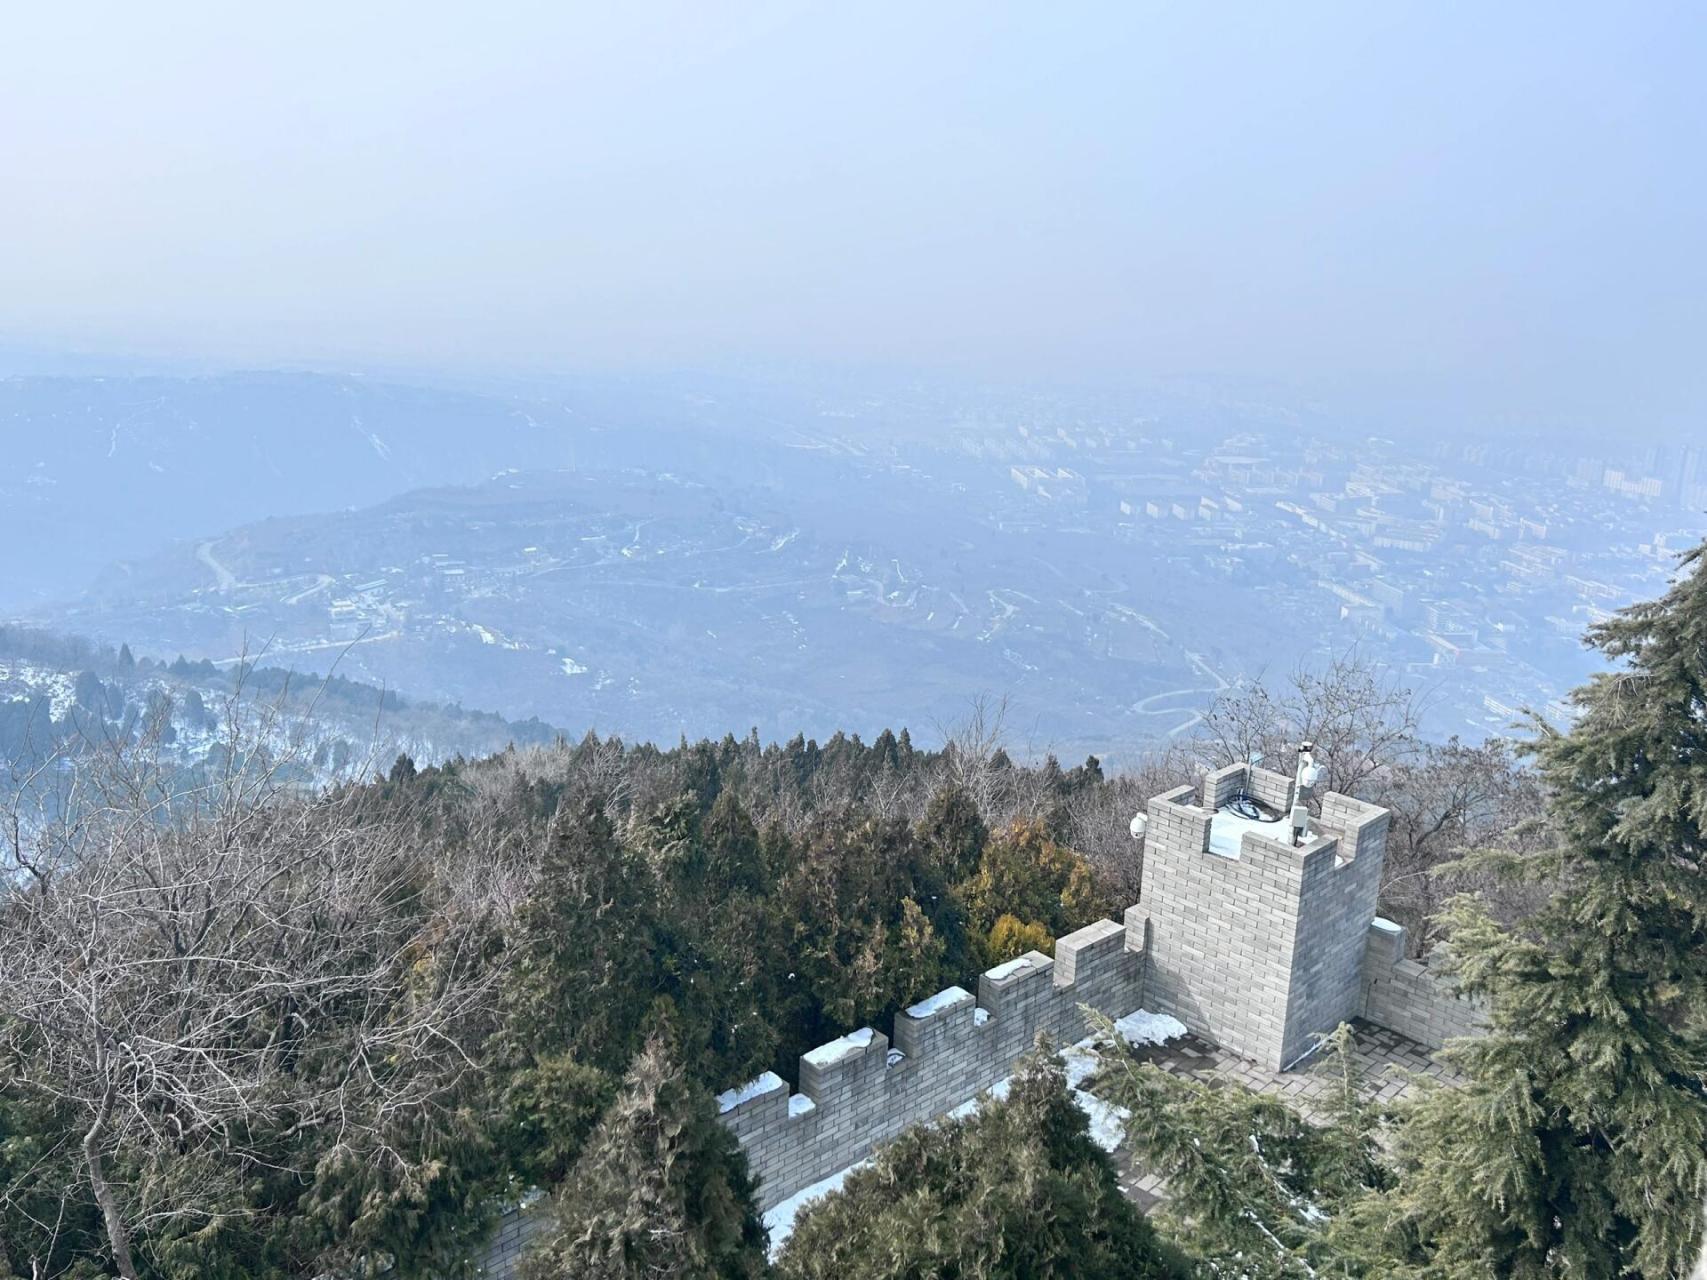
[961,819,1115,942]
[987,913,1053,964]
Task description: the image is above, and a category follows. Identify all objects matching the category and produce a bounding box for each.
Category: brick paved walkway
[1108,1018,1462,1210]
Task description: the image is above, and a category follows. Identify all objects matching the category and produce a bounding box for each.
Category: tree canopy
[774,1038,1187,1280]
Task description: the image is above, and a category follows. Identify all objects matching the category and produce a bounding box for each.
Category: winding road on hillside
[1131,649,1231,738]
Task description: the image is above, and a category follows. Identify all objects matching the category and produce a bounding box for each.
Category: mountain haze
[0,371,576,605]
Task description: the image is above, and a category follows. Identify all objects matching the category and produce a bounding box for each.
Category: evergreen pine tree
[775,1036,1185,1279]
[871,727,901,772]
[1370,542,1707,1277]
[960,819,1111,948]
[522,1031,768,1280]
[1096,1014,1382,1278]
[504,802,660,1077]
[651,792,780,1085]
[702,791,770,896]
[72,668,104,714]
[917,782,989,880]
[987,912,1053,962]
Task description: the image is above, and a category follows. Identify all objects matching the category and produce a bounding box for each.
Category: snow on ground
[1060,1040,1102,1089]
[1115,1009,1188,1047]
[1077,1091,1132,1152]
[763,1160,869,1259]
[1059,1037,1133,1153]
[0,662,77,719]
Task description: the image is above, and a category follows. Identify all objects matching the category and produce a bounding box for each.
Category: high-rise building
[1679,445,1707,512]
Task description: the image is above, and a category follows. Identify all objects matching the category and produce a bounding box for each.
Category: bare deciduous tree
[1198,650,1423,800]
[1062,742,1198,906]
[1198,677,1285,778]
[936,694,1016,823]
[1289,651,1424,798]
[1368,737,1546,953]
[0,686,499,1279]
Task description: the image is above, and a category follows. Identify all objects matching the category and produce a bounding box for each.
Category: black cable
[1229,793,1263,820]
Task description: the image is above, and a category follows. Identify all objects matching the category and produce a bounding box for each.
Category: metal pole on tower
[1292,742,1322,843]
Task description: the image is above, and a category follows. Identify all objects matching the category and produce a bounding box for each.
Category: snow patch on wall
[985,955,1043,981]
[1208,806,1292,859]
[905,986,972,1018]
[716,1071,784,1115]
[802,1027,874,1067]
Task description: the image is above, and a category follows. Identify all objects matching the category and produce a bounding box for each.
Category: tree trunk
[83,1094,139,1280]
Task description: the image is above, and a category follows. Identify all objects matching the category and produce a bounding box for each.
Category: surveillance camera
[1128,812,1149,840]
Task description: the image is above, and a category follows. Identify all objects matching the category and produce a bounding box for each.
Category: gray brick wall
[721,916,1145,1211]
[1131,768,1389,1069]
[1359,918,1487,1048]
[470,1199,546,1279]
[1201,761,1297,813]
[1282,792,1388,1065]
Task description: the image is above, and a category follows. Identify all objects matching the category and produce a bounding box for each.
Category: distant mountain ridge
[16,366,1633,764]
[0,370,578,606]
[29,458,1223,763]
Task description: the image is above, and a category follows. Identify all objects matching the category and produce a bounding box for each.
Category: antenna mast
[1291,742,1323,842]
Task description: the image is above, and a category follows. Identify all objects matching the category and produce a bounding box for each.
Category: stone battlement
[1359,917,1486,1048]
[1136,765,1389,1069]
[715,769,1485,1216]
[471,773,1488,1278]
[719,916,1143,1211]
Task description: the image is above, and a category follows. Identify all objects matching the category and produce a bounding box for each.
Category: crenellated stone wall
[720,917,1144,1211]
[718,771,1416,1212]
[1359,917,1487,1048]
[1135,767,1389,1069]
[1205,759,1296,812]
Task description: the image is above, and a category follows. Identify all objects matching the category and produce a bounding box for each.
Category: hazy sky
[3,2,1703,430]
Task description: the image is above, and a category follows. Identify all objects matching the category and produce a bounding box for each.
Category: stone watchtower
[1126,761,1390,1070]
